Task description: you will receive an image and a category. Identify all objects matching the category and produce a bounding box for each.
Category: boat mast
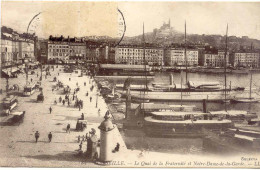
[142,22,146,109]
[224,24,228,111]
[250,73,252,99]
[181,71,183,106]
[185,21,188,84]
[143,22,147,90]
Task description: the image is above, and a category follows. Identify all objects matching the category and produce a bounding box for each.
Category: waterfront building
[203,50,229,67]
[19,40,35,63]
[230,51,259,68]
[1,38,13,67]
[68,39,86,63]
[99,45,109,63]
[1,31,35,67]
[108,46,115,64]
[47,41,69,63]
[164,48,198,66]
[39,40,48,64]
[115,45,164,66]
[86,44,101,63]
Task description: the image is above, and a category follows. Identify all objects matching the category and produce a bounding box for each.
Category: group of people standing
[34,131,52,143]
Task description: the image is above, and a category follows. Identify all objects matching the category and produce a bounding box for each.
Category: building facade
[115,46,164,66]
[47,41,69,63]
[230,51,259,68]
[39,40,48,64]
[1,39,13,66]
[1,31,35,67]
[164,48,198,66]
[69,41,86,63]
[19,40,35,63]
[204,51,229,67]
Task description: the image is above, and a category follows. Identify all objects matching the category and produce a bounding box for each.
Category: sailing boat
[133,23,150,104]
[118,22,245,102]
[222,24,230,104]
[231,73,259,103]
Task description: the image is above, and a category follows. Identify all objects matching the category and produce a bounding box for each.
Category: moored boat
[209,110,258,123]
[231,98,259,103]
[144,111,233,137]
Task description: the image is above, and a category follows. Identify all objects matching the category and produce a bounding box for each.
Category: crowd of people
[34,65,102,156]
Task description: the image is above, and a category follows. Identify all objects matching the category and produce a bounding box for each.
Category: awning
[1,69,11,76]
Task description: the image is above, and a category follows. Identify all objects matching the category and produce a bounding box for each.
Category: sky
[1,1,260,39]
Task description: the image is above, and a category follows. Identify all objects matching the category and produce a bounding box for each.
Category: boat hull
[95,75,154,80]
[231,99,259,103]
[144,117,232,137]
[118,90,244,102]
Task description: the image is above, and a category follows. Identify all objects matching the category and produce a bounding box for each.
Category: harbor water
[112,72,260,155]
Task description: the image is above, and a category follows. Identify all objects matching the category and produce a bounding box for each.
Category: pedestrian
[68,100,70,106]
[62,99,65,105]
[85,133,88,140]
[59,96,62,103]
[49,106,52,114]
[35,131,40,143]
[90,96,92,102]
[31,78,33,82]
[98,109,101,116]
[76,82,78,86]
[82,135,85,141]
[58,73,59,76]
[66,124,70,133]
[79,141,82,150]
[48,132,52,142]
[81,113,84,120]
[81,100,83,108]
[52,88,54,93]
[69,78,71,81]
[78,104,81,111]
[54,99,57,105]
[84,82,86,86]
[86,91,88,96]
[73,95,75,101]
[78,135,81,143]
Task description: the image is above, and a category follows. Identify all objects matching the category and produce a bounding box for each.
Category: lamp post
[6,77,9,93]
[96,88,98,108]
[25,64,29,84]
[40,63,43,81]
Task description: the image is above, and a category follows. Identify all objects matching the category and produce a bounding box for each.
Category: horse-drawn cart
[37,93,44,102]
[76,120,87,131]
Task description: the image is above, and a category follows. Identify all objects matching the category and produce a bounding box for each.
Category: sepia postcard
[1,0,260,168]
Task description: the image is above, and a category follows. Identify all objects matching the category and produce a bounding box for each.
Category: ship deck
[144,116,232,124]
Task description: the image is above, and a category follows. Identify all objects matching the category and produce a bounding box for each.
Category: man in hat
[66,124,71,133]
[35,131,40,143]
[49,106,52,114]
[48,132,52,143]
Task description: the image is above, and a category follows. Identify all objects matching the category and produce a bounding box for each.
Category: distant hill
[119,22,260,50]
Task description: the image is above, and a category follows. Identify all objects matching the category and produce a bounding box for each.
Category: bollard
[98,111,115,162]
